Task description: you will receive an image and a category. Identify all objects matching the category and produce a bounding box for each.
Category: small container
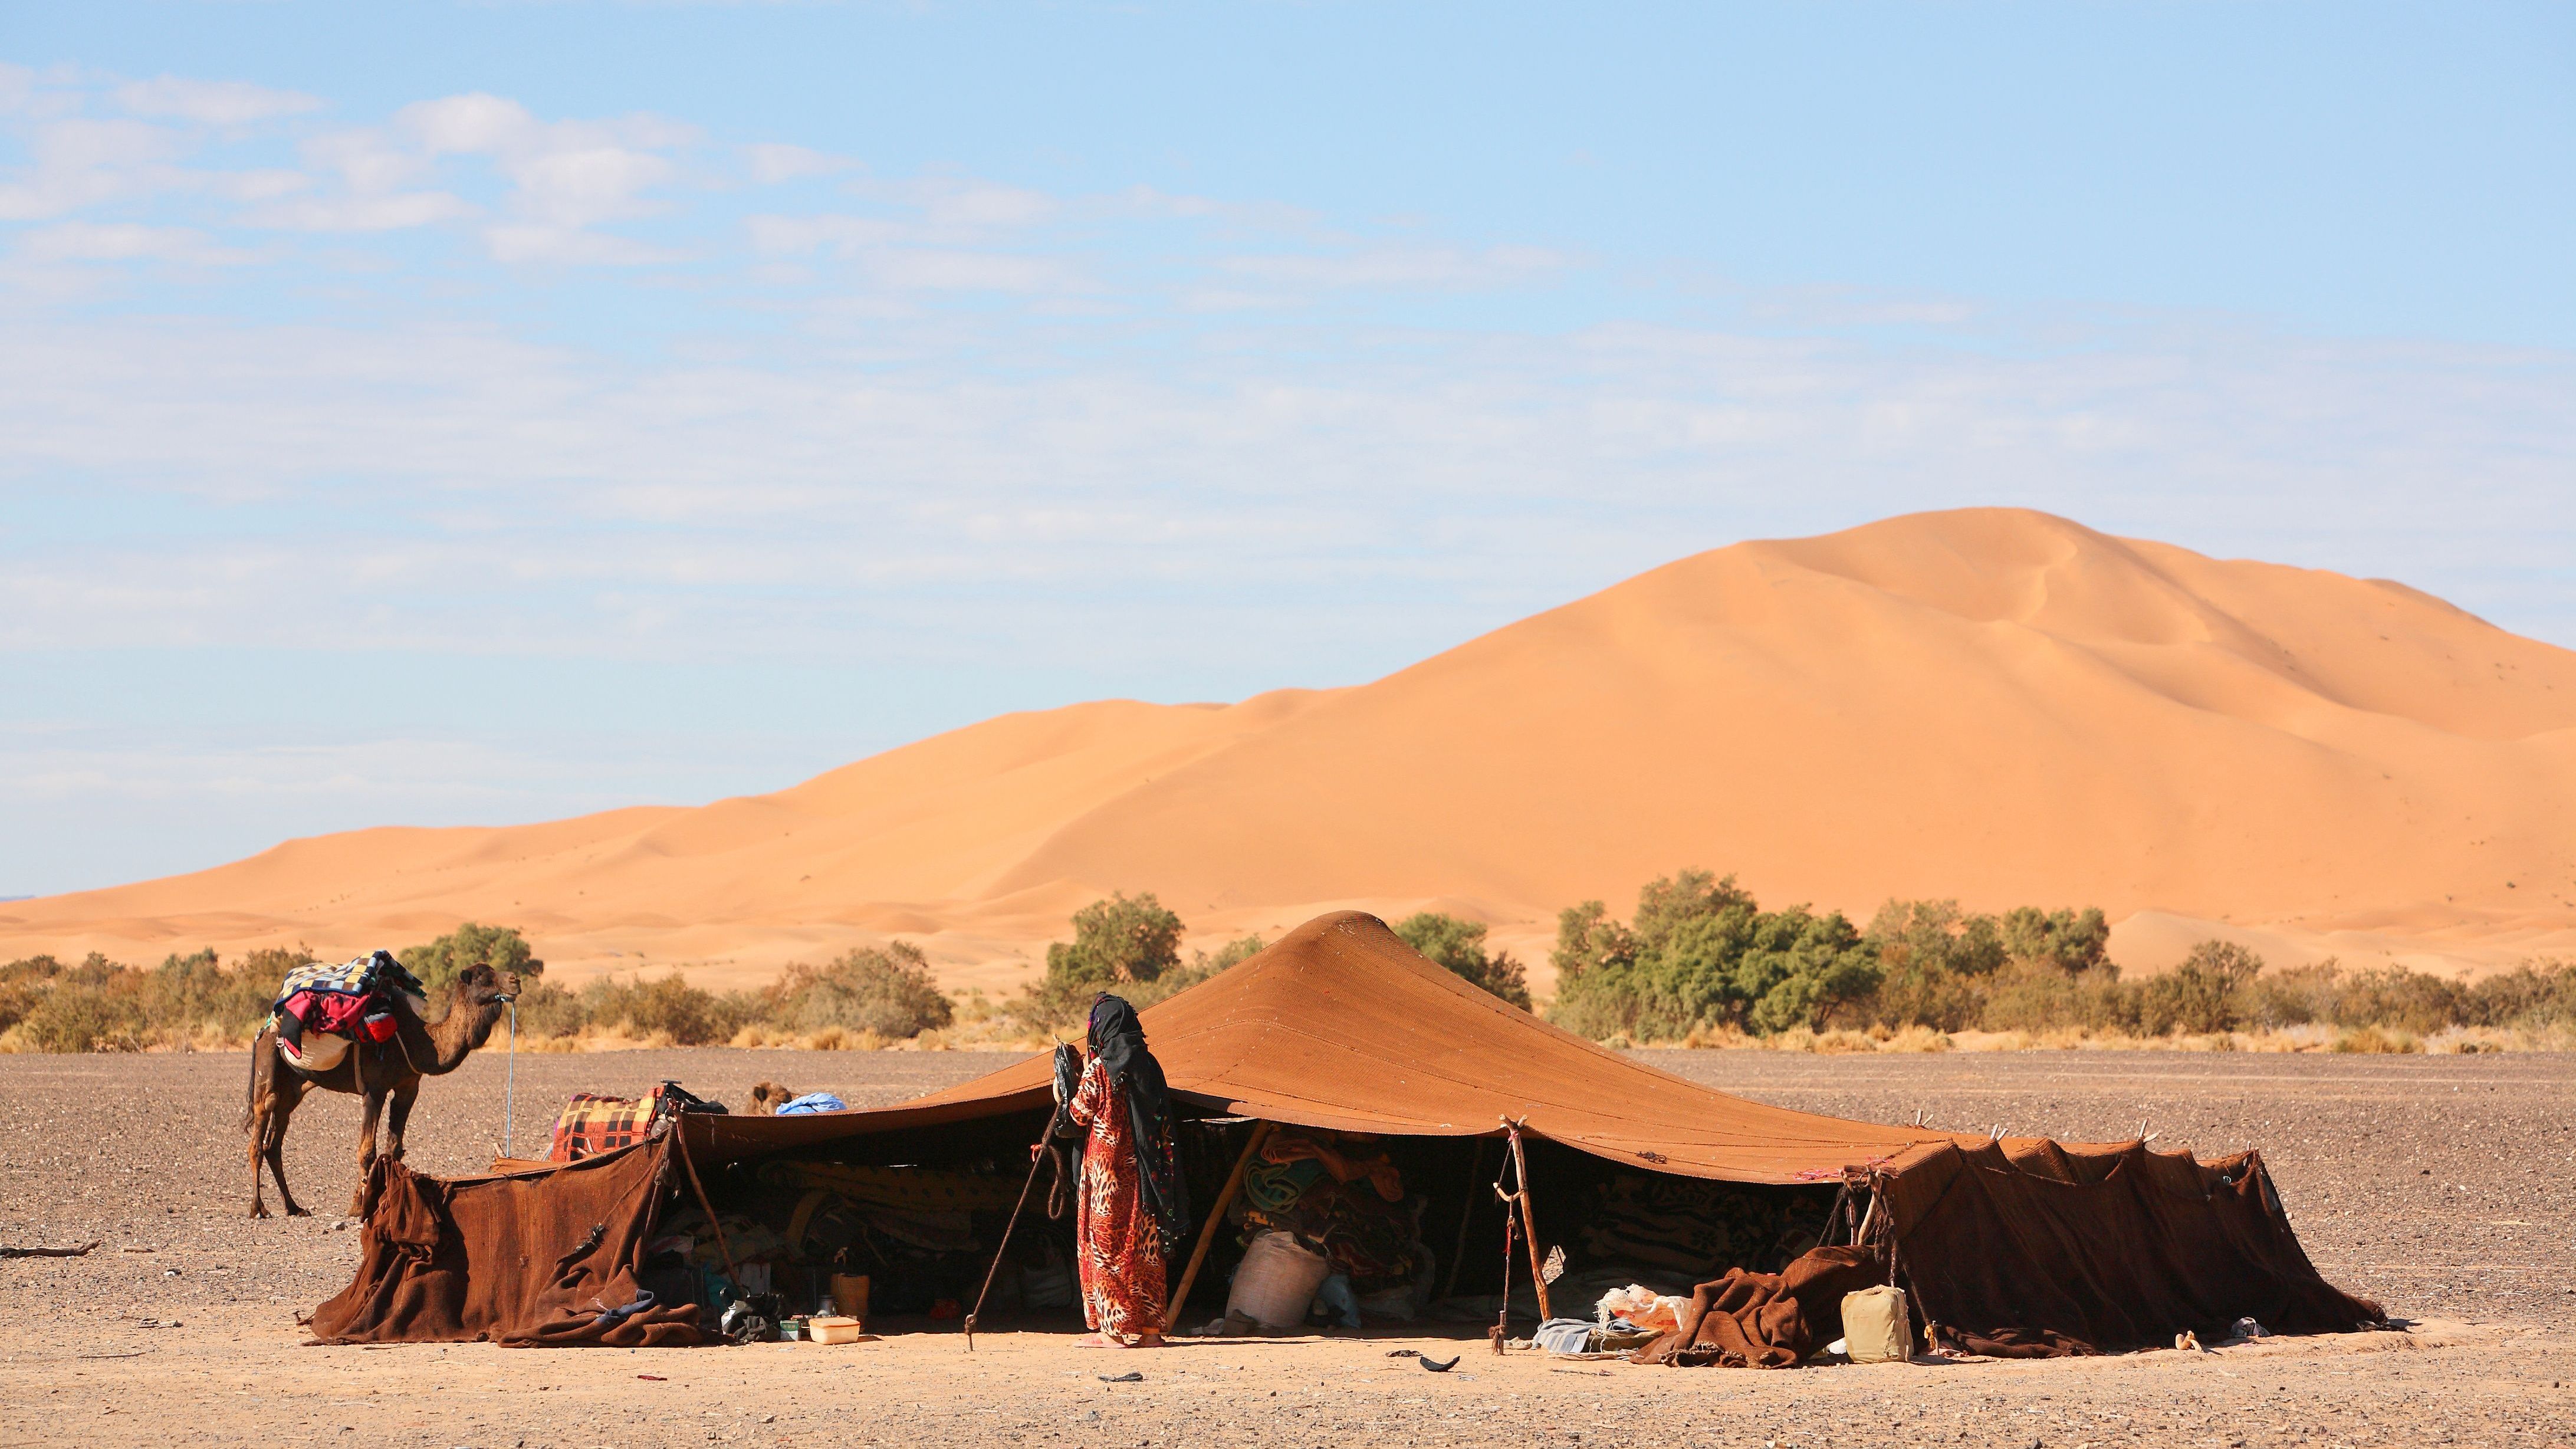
[829,1273,870,1320]
[806,1315,870,1345]
[778,1316,807,1342]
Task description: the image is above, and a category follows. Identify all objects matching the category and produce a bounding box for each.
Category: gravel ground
[4,1047,2572,1448]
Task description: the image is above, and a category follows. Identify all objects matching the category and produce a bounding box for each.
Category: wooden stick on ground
[1505,1119,1552,1321]
[1164,1119,1273,1329]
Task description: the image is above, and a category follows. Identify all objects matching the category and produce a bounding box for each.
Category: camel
[243,962,520,1218]
[746,1080,797,1115]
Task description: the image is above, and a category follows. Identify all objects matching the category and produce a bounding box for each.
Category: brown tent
[308,911,2381,1355]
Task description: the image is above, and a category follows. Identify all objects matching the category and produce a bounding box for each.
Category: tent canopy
[682,910,1946,1183]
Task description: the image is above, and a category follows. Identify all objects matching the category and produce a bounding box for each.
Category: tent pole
[1491,1154,1516,1354]
[1505,1120,1552,1321]
[1164,1119,1271,1329]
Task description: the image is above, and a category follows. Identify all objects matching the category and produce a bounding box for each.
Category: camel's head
[746,1081,797,1115]
[454,962,523,1010]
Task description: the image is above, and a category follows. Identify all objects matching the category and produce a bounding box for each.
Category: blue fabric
[1313,1272,1362,1329]
[1535,1317,1598,1354]
[776,1093,846,1115]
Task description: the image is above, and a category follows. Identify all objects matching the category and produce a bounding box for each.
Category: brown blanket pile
[307,1148,706,1346]
[1631,1245,1884,1368]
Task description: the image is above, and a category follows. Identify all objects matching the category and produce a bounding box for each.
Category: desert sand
[3,1049,2570,1447]
[6,507,2575,994]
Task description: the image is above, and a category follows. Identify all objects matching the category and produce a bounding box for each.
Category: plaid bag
[547,1082,727,1162]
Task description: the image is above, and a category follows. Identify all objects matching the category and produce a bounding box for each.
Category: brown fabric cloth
[1878,1139,2385,1356]
[307,1145,707,1347]
[1631,1245,1885,1368]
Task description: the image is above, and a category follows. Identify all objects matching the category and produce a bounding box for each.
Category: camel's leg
[383,1078,419,1165]
[265,1075,312,1218]
[246,1036,274,1218]
[351,1085,387,1217]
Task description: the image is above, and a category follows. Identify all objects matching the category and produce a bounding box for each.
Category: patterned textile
[547,1092,659,1162]
[1579,1173,1807,1276]
[776,1161,1024,1214]
[1240,1129,1417,1285]
[1066,1053,1167,1340]
[274,951,426,1011]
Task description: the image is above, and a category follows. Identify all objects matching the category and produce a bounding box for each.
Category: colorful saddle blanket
[268,951,428,1070]
[548,1082,728,1162]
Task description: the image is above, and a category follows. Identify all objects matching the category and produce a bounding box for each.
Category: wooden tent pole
[1505,1119,1552,1321]
[1164,1119,1272,1328]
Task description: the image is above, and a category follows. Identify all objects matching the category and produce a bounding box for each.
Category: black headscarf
[1087,993,1190,1246]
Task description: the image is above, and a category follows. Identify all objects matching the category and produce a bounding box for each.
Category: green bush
[19,982,148,1052]
[770,943,955,1039]
[1019,892,1187,1029]
[1548,870,1878,1040]
[2134,939,2262,1036]
[578,972,748,1045]
[1393,912,1531,1008]
[399,923,543,997]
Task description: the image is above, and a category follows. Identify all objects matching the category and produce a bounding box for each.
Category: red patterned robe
[1066,1053,1168,1340]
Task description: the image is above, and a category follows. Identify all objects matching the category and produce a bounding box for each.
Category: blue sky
[3,1,2572,896]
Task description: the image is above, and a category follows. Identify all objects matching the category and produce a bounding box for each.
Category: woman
[1062,993,1189,1346]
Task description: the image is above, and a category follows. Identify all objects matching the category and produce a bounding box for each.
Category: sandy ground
[5,1047,2573,1447]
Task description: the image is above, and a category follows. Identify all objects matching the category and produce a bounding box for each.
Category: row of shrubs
[7,871,2571,1052]
[1546,870,2576,1044]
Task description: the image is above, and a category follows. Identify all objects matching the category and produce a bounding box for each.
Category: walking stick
[1164,1119,1271,1329]
[964,1100,1067,1352]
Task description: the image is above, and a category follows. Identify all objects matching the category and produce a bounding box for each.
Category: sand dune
[8,508,2574,993]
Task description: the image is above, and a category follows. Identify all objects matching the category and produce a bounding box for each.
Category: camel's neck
[402,991,500,1075]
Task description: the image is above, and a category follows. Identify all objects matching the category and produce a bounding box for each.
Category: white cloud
[400,92,540,156]
[1220,244,1567,291]
[247,190,474,232]
[113,75,325,126]
[483,223,677,265]
[16,221,254,265]
[745,142,849,184]
[0,117,186,219]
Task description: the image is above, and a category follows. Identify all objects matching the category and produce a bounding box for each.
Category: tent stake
[1164,1119,1271,1330]
[964,1100,1067,1352]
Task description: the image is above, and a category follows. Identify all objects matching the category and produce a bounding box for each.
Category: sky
[2,1,2572,897]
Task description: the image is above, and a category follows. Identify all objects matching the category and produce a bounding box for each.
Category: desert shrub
[1119,932,1268,1011]
[508,980,591,1039]
[2134,940,2263,1036]
[2466,960,2576,1027]
[1392,912,1532,1008]
[1018,892,1188,1029]
[399,923,544,997]
[579,971,748,1045]
[1846,901,2117,1033]
[19,981,148,1052]
[1548,870,1876,1040]
[770,943,954,1039]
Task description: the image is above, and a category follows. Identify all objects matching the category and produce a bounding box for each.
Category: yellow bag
[1841,1284,1911,1363]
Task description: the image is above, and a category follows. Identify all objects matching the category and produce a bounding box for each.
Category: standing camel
[243,962,520,1218]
